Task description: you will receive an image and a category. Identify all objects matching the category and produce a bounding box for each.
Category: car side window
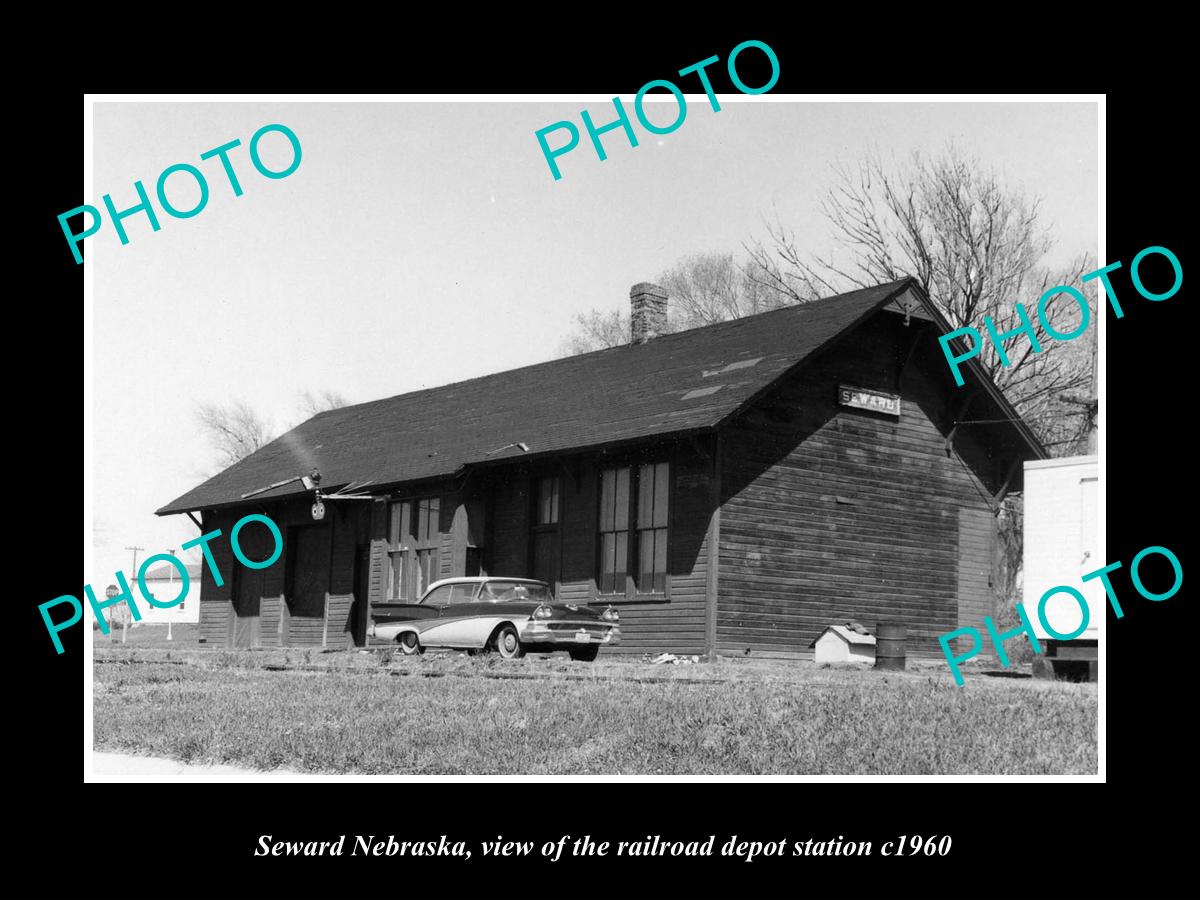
[447,583,476,605]
[422,585,454,606]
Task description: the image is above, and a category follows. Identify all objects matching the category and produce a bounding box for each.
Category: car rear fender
[377,623,422,644]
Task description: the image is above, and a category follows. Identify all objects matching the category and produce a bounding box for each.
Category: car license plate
[576,629,592,642]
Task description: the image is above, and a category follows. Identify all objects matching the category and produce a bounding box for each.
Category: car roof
[424,576,549,592]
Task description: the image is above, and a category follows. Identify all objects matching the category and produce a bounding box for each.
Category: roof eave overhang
[155,425,722,517]
[905,282,1049,460]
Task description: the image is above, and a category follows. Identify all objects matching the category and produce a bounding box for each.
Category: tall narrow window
[531,475,561,586]
[597,466,632,595]
[465,498,486,577]
[536,475,559,526]
[598,463,669,597]
[637,462,670,593]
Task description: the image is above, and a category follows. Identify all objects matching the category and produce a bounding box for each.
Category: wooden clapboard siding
[260,595,284,647]
[198,508,238,644]
[438,495,455,580]
[449,501,469,576]
[552,444,713,656]
[198,599,230,645]
[287,615,326,647]
[957,507,998,658]
[367,499,388,604]
[324,593,355,649]
[717,312,998,658]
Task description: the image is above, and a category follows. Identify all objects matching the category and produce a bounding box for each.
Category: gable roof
[811,625,877,647]
[142,563,203,581]
[159,278,1041,515]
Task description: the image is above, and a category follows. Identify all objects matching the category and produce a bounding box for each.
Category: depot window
[598,461,669,597]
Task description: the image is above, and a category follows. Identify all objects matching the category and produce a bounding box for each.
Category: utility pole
[123,545,144,644]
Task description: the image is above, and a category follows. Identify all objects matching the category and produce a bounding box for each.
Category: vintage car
[368,577,620,661]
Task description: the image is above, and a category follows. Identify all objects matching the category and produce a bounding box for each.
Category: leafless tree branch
[754,143,1096,453]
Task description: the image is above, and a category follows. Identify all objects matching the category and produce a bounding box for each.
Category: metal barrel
[874,623,907,670]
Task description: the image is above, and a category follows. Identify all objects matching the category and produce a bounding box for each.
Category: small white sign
[838,385,901,417]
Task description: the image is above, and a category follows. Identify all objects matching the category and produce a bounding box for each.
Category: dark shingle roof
[159,280,914,514]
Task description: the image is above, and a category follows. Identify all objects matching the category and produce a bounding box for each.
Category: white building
[1023,455,1099,642]
[136,563,203,625]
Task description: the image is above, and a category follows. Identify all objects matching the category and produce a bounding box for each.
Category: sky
[90,98,1098,581]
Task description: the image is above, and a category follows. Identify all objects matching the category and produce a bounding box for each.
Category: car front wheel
[569,644,600,662]
[494,625,524,660]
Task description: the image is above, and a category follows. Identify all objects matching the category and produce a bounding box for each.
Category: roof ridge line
[306,279,916,422]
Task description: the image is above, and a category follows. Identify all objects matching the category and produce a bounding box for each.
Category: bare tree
[660,252,790,329]
[746,145,1096,449]
[195,400,272,469]
[195,389,349,472]
[297,389,348,419]
[560,308,629,355]
[561,252,776,354]
[193,388,348,480]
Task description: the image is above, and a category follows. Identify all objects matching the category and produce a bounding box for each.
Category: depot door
[530,474,561,587]
[231,566,264,648]
[285,525,332,646]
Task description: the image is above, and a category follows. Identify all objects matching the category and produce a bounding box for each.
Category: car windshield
[478,581,553,603]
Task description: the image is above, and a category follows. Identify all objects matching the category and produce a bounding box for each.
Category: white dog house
[811,624,876,664]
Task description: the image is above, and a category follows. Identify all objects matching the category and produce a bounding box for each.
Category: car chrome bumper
[519,621,621,646]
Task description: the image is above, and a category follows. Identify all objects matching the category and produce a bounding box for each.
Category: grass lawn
[91,622,201,650]
[92,650,1097,775]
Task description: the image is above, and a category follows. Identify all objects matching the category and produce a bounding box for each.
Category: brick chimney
[630,282,668,344]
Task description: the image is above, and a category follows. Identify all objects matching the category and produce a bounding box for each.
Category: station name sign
[838,385,900,417]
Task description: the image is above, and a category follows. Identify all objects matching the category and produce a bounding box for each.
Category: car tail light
[533,604,552,619]
[602,606,619,622]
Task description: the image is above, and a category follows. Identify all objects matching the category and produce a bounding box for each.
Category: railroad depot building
[158,278,1044,658]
